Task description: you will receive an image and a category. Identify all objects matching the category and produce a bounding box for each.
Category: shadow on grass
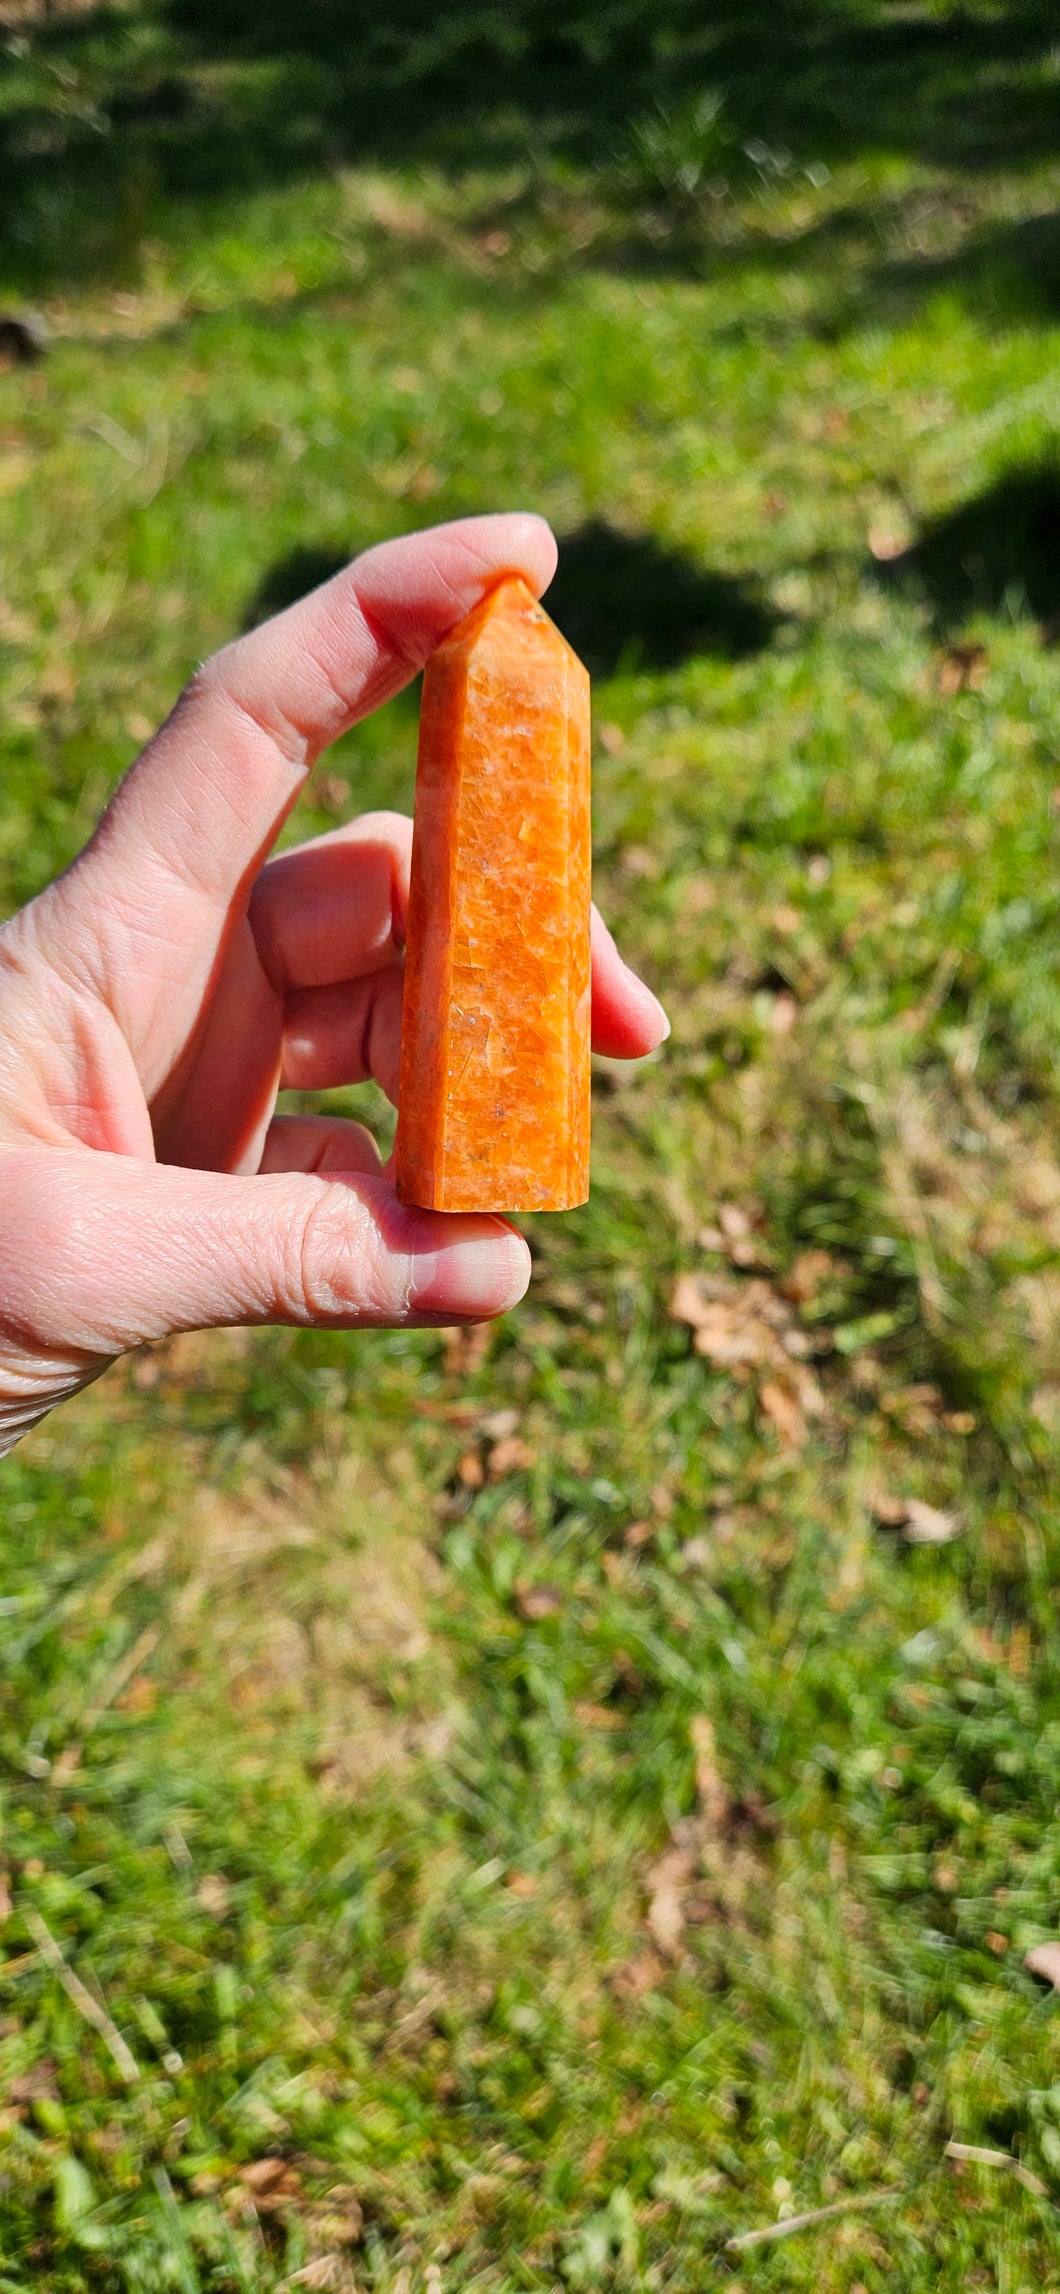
[616,193,1060,340]
[884,462,1060,637]
[545,521,778,673]
[242,545,351,629]
[2,1,1060,291]
[242,523,778,671]
[834,205,1060,333]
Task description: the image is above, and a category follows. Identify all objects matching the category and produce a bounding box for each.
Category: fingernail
[409,1227,531,1318]
[650,997,672,1045]
[638,981,671,1047]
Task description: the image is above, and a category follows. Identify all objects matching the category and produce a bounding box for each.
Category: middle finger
[251,810,412,991]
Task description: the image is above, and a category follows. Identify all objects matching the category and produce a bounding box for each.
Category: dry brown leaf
[669,1272,716,1330]
[1008,1623,1031,1680]
[682,1893,720,1926]
[115,1674,155,1714]
[240,2158,303,2212]
[240,2158,288,2194]
[129,1346,162,1392]
[457,1449,485,1490]
[8,2061,59,2105]
[902,1499,962,1546]
[196,1874,230,1919]
[759,1379,805,1447]
[623,1519,654,1549]
[612,1950,667,2000]
[869,1489,910,1527]
[0,601,35,645]
[646,1845,696,1957]
[695,1308,773,1369]
[719,1203,753,1241]
[310,2189,364,2245]
[488,1435,534,1479]
[781,1250,835,1305]
[574,1701,623,1731]
[612,1648,645,1695]
[505,1870,538,1898]
[443,1324,492,1378]
[880,1382,945,1434]
[936,642,987,696]
[478,1408,519,1441]
[868,513,914,561]
[1025,1942,1060,1989]
[690,1716,729,1831]
[619,843,656,880]
[597,720,626,756]
[514,1583,563,1622]
[312,772,349,816]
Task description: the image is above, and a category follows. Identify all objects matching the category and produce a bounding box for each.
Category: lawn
[4,3,1060,2288]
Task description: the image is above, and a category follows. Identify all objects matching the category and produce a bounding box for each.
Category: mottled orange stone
[396,575,591,1214]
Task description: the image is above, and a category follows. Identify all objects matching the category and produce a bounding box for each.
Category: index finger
[84,513,558,926]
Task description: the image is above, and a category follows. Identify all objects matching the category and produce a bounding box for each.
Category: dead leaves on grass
[438,1405,537,1518]
[288,2263,357,2293]
[234,2157,364,2262]
[934,642,988,697]
[514,1583,563,1622]
[620,1719,773,1990]
[646,1842,697,1958]
[195,1873,231,1919]
[442,1323,493,1379]
[454,1413,532,1486]
[897,1497,962,1545]
[869,1491,963,1545]
[239,2156,305,2213]
[695,1199,783,1269]
[611,1948,669,2000]
[669,1261,827,1448]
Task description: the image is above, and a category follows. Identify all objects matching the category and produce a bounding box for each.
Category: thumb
[0,1146,530,1397]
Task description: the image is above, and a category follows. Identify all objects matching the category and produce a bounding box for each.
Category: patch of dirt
[159,1455,460,1799]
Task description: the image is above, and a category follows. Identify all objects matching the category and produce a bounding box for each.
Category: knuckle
[277,1181,409,1325]
[350,808,413,846]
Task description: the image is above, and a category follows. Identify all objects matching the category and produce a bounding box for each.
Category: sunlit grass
[3,7,1060,2288]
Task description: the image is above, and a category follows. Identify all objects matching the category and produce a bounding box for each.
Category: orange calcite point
[396,575,591,1214]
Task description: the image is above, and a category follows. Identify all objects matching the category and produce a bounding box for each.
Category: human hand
[0,514,668,1456]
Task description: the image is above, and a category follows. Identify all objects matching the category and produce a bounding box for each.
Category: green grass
[5,4,1060,2287]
